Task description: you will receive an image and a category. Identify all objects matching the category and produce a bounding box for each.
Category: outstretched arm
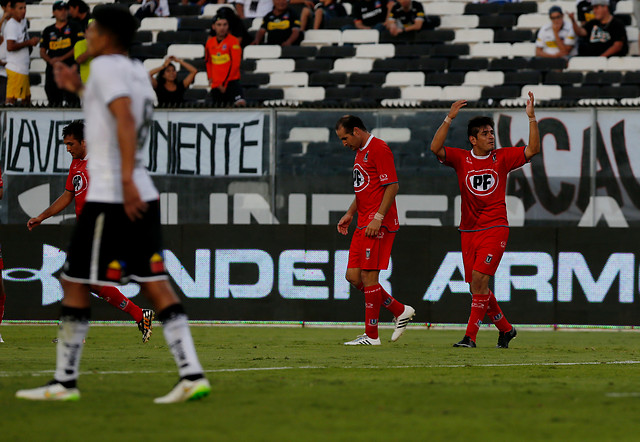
[27,190,74,230]
[524,91,540,160]
[430,100,467,161]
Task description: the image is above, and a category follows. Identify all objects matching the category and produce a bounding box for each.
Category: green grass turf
[2,325,640,441]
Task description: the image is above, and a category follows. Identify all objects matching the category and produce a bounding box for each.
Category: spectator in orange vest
[205,15,245,106]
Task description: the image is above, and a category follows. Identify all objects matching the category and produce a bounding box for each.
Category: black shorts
[61,200,168,285]
[208,80,244,105]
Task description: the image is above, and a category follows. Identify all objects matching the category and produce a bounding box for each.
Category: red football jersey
[65,158,89,218]
[353,135,399,231]
[442,146,527,231]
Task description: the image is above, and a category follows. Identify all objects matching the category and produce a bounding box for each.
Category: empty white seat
[342,29,379,44]
[269,72,309,87]
[439,15,479,29]
[606,56,640,71]
[384,72,425,87]
[627,26,639,42]
[470,43,511,58]
[30,58,47,74]
[287,127,330,143]
[401,86,443,101]
[201,3,235,17]
[566,56,608,71]
[129,4,141,15]
[249,17,263,32]
[371,128,411,142]
[139,17,178,32]
[454,29,493,43]
[26,4,54,18]
[143,58,168,71]
[516,14,549,30]
[243,45,282,59]
[255,58,295,73]
[343,2,352,15]
[464,71,504,86]
[423,2,465,15]
[521,84,561,100]
[331,58,374,73]
[301,30,341,46]
[442,86,482,101]
[31,86,48,104]
[193,72,210,88]
[355,44,395,59]
[510,42,536,57]
[27,18,51,32]
[167,44,204,59]
[283,87,325,101]
[616,0,633,14]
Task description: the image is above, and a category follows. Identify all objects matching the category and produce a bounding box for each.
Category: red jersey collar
[360,134,374,151]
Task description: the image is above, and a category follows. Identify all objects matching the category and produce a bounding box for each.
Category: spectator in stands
[347,0,390,32]
[40,1,83,105]
[312,0,346,29]
[206,15,246,106]
[5,0,40,105]
[251,0,302,46]
[233,0,273,20]
[385,0,425,37]
[73,17,93,84]
[149,55,198,106]
[137,0,170,17]
[216,5,251,47]
[0,0,12,104]
[570,0,628,56]
[535,6,576,58]
[67,0,91,31]
[289,0,313,30]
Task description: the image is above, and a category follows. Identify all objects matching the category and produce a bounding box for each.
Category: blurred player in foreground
[16,5,210,403]
[336,115,415,345]
[430,92,540,348]
[27,120,154,344]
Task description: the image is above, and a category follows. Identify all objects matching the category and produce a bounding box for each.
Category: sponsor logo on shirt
[379,173,388,182]
[466,169,499,196]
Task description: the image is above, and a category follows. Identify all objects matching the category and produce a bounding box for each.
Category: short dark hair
[467,116,494,139]
[8,0,26,8]
[62,120,85,142]
[92,4,139,51]
[335,115,367,133]
[67,0,89,13]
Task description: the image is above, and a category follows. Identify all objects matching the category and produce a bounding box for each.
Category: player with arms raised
[430,92,540,348]
[16,5,210,403]
[336,115,415,345]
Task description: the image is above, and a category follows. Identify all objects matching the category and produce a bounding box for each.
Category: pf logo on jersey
[466,169,499,196]
[353,164,369,192]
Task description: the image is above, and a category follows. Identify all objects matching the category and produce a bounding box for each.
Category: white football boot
[391,305,416,342]
[344,334,381,346]
[16,381,80,401]
[154,377,211,404]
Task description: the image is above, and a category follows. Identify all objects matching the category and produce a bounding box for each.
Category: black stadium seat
[367,88,401,100]
[317,46,355,59]
[431,44,469,57]
[372,58,411,72]
[415,30,455,43]
[281,46,317,59]
[295,59,333,72]
[561,86,600,100]
[133,31,153,44]
[481,86,520,99]
[478,14,517,30]
[494,30,533,43]
[529,57,567,71]
[325,87,363,101]
[348,73,385,87]
[417,57,448,72]
[171,4,201,15]
[600,85,639,99]
[241,73,270,87]
[29,73,41,86]
[502,1,537,15]
[465,3,501,14]
[504,70,542,86]
[309,72,347,87]
[241,59,257,72]
[245,88,284,101]
[622,71,640,85]
[178,18,211,31]
[489,57,528,71]
[189,31,209,45]
[130,43,168,60]
[394,45,432,58]
[545,71,584,85]
[426,72,464,86]
[324,16,353,29]
[183,88,208,102]
[583,71,622,85]
[449,58,489,72]
[157,31,191,44]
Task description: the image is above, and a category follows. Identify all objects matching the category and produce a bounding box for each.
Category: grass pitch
[1,325,640,441]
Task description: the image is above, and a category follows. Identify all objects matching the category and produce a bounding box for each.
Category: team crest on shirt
[353,164,369,192]
[363,152,369,162]
[72,174,85,193]
[466,169,499,196]
[485,254,493,264]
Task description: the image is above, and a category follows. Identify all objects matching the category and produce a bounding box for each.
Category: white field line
[2,360,640,378]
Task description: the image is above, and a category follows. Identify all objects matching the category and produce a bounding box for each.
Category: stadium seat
[130,43,168,60]
[383,72,425,87]
[490,57,528,71]
[241,59,257,72]
[470,43,511,58]
[301,30,342,46]
[133,31,153,44]
[309,72,347,86]
[317,46,356,59]
[481,85,520,99]
[287,127,330,143]
[439,15,479,29]
[167,44,204,59]
[349,72,385,87]
[342,30,379,45]
[255,59,295,73]
[464,71,505,86]
[366,87,401,100]
[529,57,567,71]
[30,59,46,74]
[622,71,640,84]
[331,58,374,73]
[545,71,584,85]
[295,59,333,72]
[494,29,534,43]
[504,70,542,85]
[178,18,211,31]
[599,85,640,98]
[567,57,608,72]
[626,26,639,43]
[172,4,201,16]
[324,87,363,101]
[521,84,561,100]
[426,72,464,86]
[192,72,209,88]
[283,87,325,101]
[464,2,501,14]
[583,71,622,85]
[414,30,455,43]
[503,1,538,14]
[442,85,482,100]
[157,31,191,44]
[26,4,53,18]
[425,2,465,15]
[454,29,493,43]
[200,3,235,17]
[372,58,411,72]
[478,14,517,30]
[515,13,548,30]
[242,73,270,87]
[510,42,536,57]
[143,58,166,71]
[417,57,449,72]
[400,86,443,101]
[139,17,178,32]
[245,88,284,101]
[616,1,634,14]
[281,46,317,59]
[449,58,489,72]
[269,72,309,87]
[27,18,51,32]
[394,45,432,58]
[371,128,411,142]
[183,88,208,103]
[431,44,469,57]
[243,45,282,59]
[355,44,395,59]
[606,57,640,71]
[31,86,47,104]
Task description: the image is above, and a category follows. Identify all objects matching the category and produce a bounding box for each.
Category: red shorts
[460,227,508,283]
[347,227,395,271]
[0,244,4,270]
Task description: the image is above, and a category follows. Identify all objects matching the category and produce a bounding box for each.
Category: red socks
[487,292,512,333]
[465,294,491,342]
[364,285,382,339]
[0,290,5,325]
[357,282,404,317]
[97,286,143,323]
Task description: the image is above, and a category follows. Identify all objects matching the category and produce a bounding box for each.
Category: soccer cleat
[16,380,80,401]
[496,327,517,349]
[391,305,415,342]
[0,333,4,343]
[137,309,154,343]
[453,335,476,348]
[344,334,381,346]
[154,377,211,404]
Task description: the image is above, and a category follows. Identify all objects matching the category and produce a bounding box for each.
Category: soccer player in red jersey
[430,92,540,348]
[27,120,154,343]
[336,115,415,345]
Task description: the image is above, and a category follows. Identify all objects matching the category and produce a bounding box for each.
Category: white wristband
[444,116,452,124]
[374,212,384,221]
[529,117,537,123]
